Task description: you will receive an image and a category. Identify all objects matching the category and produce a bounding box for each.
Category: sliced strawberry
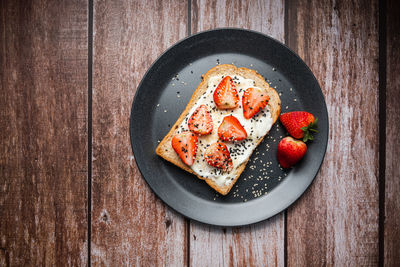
[279,111,318,142]
[171,132,198,166]
[242,87,270,119]
[204,142,233,171]
[188,104,213,135]
[218,115,247,142]
[277,136,307,168]
[213,76,239,109]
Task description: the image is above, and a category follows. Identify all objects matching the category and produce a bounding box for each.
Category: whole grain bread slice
[156,64,281,195]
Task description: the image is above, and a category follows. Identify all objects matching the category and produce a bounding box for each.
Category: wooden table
[1,0,399,266]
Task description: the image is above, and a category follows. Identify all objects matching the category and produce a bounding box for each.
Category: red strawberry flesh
[242,87,270,119]
[171,132,198,166]
[213,76,239,109]
[218,115,247,141]
[188,104,213,135]
[204,141,233,171]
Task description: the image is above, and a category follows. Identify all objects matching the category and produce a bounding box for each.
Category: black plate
[130,28,328,226]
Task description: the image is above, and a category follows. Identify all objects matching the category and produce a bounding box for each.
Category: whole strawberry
[277,136,307,168]
[280,111,318,142]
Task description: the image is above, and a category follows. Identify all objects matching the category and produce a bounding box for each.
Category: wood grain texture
[287,0,379,266]
[190,218,284,267]
[192,0,284,34]
[91,0,188,265]
[190,1,285,266]
[384,0,400,265]
[0,0,88,265]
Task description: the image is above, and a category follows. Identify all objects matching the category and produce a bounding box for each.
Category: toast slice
[156,64,281,195]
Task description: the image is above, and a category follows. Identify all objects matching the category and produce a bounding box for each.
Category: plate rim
[129,28,329,226]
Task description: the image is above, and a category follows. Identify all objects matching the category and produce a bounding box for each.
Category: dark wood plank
[0,0,88,265]
[384,0,400,265]
[286,0,379,265]
[190,1,285,266]
[91,0,188,265]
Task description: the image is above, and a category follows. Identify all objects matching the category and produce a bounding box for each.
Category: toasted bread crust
[156,64,281,195]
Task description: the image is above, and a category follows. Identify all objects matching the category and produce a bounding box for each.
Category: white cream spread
[177,75,273,187]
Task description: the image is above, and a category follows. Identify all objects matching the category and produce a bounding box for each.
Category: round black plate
[130,28,328,226]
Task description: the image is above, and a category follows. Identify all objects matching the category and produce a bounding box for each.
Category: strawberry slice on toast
[171,132,198,166]
[218,115,247,142]
[204,141,233,171]
[213,76,239,109]
[188,104,213,135]
[242,87,270,119]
